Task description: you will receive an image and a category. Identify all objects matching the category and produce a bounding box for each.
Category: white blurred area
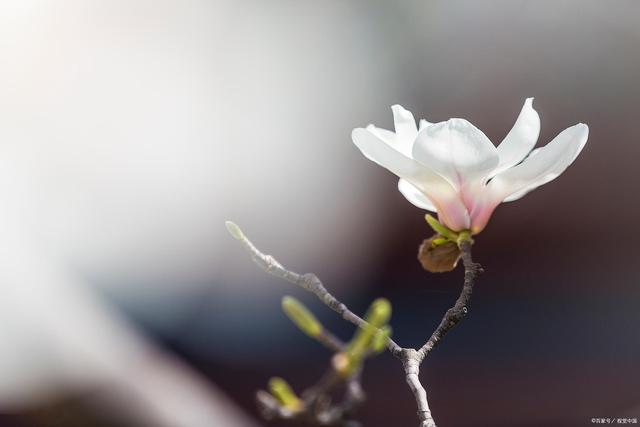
[0,0,392,425]
[0,0,390,293]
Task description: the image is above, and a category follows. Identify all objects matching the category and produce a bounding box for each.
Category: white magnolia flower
[352,99,588,234]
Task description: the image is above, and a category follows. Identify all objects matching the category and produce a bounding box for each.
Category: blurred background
[0,0,638,426]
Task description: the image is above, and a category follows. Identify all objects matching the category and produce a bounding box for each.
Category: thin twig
[417,239,483,361]
[256,344,366,425]
[230,224,402,355]
[227,222,482,427]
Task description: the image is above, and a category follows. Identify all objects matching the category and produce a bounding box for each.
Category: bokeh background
[0,1,638,426]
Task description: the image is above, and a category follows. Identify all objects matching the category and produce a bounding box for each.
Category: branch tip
[225,220,244,240]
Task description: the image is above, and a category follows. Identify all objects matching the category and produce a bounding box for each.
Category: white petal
[362,105,418,157]
[352,126,455,197]
[488,124,588,201]
[502,187,532,202]
[366,124,395,144]
[398,179,437,212]
[352,127,470,230]
[352,127,427,180]
[528,147,543,158]
[419,119,432,130]
[390,105,418,155]
[391,104,418,138]
[491,98,540,177]
[502,148,541,202]
[412,118,499,190]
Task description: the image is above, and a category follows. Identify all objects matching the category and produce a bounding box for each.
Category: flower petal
[491,98,540,177]
[352,127,471,230]
[437,198,471,231]
[398,179,437,212]
[419,119,432,131]
[488,123,589,202]
[391,104,418,137]
[412,118,499,190]
[390,105,418,155]
[352,127,426,180]
[363,105,418,157]
[467,188,499,234]
[502,148,541,202]
[366,124,395,143]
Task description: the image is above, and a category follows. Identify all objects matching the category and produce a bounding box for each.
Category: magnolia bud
[268,377,302,412]
[281,296,323,338]
[224,221,244,240]
[371,325,392,353]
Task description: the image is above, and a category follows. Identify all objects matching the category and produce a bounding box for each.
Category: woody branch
[226,222,482,427]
